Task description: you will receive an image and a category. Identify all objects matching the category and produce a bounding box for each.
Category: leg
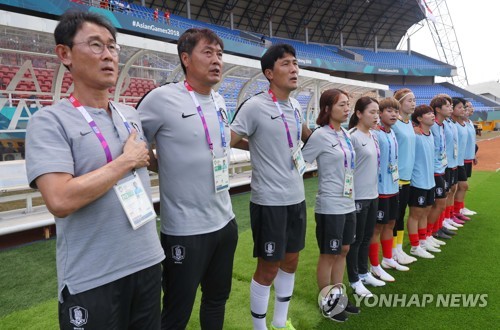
[200,220,238,330]
[129,264,162,330]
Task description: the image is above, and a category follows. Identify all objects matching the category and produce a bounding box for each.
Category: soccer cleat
[421,241,441,253]
[454,212,470,221]
[451,216,465,225]
[371,265,395,282]
[425,237,440,249]
[399,249,417,263]
[440,227,457,236]
[351,280,373,298]
[461,207,476,216]
[345,300,360,314]
[434,229,452,239]
[429,235,446,246]
[271,319,296,330]
[382,258,410,271]
[393,250,413,265]
[360,273,386,287]
[443,220,459,231]
[410,246,435,259]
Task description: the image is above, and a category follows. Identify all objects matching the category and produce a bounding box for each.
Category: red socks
[454,201,464,214]
[418,228,427,241]
[381,239,393,259]
[409,233,419,247]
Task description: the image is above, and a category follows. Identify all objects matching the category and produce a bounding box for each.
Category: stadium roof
[145,0,426,49]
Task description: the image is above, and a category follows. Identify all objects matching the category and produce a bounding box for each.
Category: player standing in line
[369,98,409,283]
[231,44,311,330]
[427,95,454,240]
[451,97,471,224]
[461,100,478,215]
[391,88,417,265]
[442,96,463,232]
[406,105,439,259]
[346,97,386,298]
[138,28,238,329]
[302,89,360,322]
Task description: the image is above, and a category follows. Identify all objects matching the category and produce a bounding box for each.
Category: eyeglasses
[71,39,121,56]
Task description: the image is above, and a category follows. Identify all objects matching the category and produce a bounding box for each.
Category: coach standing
[231,44,311,330]
[138,28,238,329]
[25,11,165,329]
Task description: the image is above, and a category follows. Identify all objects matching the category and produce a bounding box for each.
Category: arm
[301,123,312,142]
[36,132,149,218]
[230,130,249,150]
[147,146,159,172]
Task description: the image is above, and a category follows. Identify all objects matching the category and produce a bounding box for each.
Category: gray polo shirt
[349,128,379,200]
[230,92,305,206]
[138,82,234,236]
[25,99,165,302]
[302,126,356,214]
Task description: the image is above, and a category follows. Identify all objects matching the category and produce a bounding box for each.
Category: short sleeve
[137,88,163,145]
[230,98,258,137]
[301,128,323,164]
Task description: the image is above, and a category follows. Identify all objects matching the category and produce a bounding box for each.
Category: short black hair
[54,10,117,46]
[177,28,224,74]
[261,44,296,78]
[452,97,466,108]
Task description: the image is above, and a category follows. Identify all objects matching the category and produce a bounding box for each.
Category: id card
[343,168,354,198]
[440,152,448,167]
[391,164,399,183]
[292,147,306,176]
[213,156,230,193]
[114,174,156,230]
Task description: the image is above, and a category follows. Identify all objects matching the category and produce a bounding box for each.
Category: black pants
[346,198,378,283]
[161,219,238,330]
[394,183,410,235]
[59,263,162,330]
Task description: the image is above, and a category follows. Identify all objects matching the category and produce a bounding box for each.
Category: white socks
[272,269,295,328]
[250,279,270,330]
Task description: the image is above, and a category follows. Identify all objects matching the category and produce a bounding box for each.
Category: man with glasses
[25,11,164,329]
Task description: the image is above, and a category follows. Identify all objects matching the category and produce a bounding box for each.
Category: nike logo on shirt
[332,143,339,148]
[80,131,92,136]
[362,143,368,146]
[271,115,281,120]
[182,113,196,118]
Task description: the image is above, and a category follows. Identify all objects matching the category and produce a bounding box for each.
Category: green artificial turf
[1,171,498,329]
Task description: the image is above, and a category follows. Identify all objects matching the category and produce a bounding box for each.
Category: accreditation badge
[292,147,306,176]
[391,164,399,183]
[440,152,448,167]
[213,156,230,193]
[343,168,354,198]
[114,174,156,230]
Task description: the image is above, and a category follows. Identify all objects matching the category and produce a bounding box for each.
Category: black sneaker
[434,229,452,239]
[330,310,348,322]
[344,300,360,314]
[441,227,457,236]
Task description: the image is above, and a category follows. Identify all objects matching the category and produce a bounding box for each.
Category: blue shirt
[375,128,399,195]
[444,119,458,168]
[411,131,435,190]
[454,120,468,166]
[392,119,416,181]
[464,120,476,160]
[430,121,447,174]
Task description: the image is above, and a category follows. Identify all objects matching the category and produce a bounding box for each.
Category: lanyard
[184,81,227,154]
[268,89,301,150]
[369,130,381,170]
[379,125,398,166]
[329,125,355,170]
[435,120,446,153]
[69,94,132,163]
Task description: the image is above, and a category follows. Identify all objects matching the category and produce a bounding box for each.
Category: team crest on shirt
[355,202,362,212]
[377,210,384,220]
[264,242,275,255]
[69,306,88,327]
[330,239,340,251]
[418,196,426,205]
[172,245,186,263]
[436,187,444,197]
